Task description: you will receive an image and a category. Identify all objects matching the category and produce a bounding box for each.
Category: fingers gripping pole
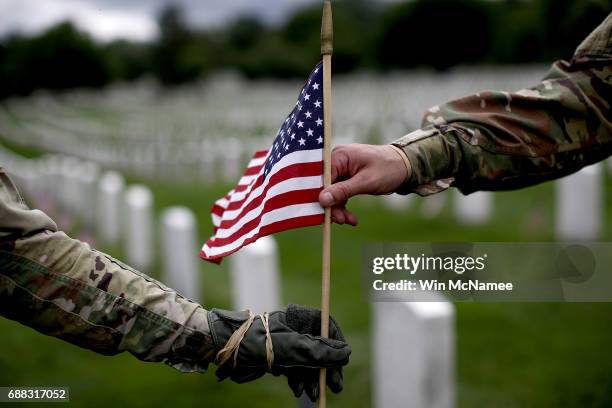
[320,1,333,407]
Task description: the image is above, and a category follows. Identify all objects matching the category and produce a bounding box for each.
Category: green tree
[0,22,110,97]
[375,0,493,70]
[227,17,266,51]
[104,40,152,81]
[539,0,611,61]
[153,5,212,84]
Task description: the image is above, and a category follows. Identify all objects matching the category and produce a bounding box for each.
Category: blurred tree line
[0,0,609,98]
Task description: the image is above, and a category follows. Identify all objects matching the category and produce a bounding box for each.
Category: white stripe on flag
[236,174,258,187]
[249,156,267,167]
[216,197,230,208]
[233,155,267,186]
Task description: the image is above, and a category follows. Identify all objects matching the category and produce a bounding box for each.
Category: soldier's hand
[208,304,350,402]
[318,144,410,225]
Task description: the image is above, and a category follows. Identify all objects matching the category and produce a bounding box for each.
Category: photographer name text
[371,253,513,292]
[372,279,513,292]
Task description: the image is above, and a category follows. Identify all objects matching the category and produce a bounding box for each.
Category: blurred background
[1,0,612,407]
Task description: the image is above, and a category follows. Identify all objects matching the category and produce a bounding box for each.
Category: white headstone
[373,300,455,408]
[59,156,81,213]
[221,149,242,184]
[77,161,100,229]
[453,191,492,225]
[124,185,154,272]
[199,155,216,185]
[229,236,281,314]
[555,163,603,241]
[22,160,42,208]
[39,155,63,212]
[98,171,125,246]
[383,193,413,212]
[160,207,201,302]
[421,191,448,219]
[17,160,36,202]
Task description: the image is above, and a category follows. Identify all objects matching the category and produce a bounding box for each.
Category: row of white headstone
[0,66,548,187]
[382,162,604,240]
[0,66,548,181]
[384,190,493,225]
[99,176,205,303]
[0,115,258,184]
[88,163,282,310]
[0,146,280,308]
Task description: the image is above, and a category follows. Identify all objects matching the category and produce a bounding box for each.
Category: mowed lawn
[1,144,612,407]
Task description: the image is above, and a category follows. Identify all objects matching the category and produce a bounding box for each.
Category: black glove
[208,304,350,401]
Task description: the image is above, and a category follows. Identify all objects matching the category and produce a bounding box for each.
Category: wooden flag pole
[319,1,333,407]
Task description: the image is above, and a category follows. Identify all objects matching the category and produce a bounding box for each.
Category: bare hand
[318,144,410,226]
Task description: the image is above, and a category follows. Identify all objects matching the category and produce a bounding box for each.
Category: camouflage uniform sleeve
[0,166,216,373]
[392,13,612,196]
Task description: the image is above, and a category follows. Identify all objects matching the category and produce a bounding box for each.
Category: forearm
[0,164,215,371]
[0,230,215,373]
[393,58,612,195]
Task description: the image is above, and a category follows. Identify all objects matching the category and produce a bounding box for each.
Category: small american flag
[200,63,325,263]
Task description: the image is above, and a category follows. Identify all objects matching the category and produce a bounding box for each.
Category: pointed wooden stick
[319,1,333,407]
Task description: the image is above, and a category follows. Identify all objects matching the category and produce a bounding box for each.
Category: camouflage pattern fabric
[393,13,612,196]
[0,166,56,238]
[0,167,215,373]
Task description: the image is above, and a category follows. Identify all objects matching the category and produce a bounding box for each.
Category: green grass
[2,154,612,407]
[0,136,44,158]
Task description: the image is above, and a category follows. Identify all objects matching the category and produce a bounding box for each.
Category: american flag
[200,63,325,262]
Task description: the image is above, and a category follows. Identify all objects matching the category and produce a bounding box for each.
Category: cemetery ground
[1,138,612,407]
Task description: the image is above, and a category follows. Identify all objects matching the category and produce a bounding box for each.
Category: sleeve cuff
[387,144,412,183]
[391,127,457,196]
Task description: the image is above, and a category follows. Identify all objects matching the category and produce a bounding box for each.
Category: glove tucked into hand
[208,304,350,401]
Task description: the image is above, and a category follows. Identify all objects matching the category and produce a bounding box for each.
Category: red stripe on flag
[210,188,322,246]
[212,206,224,217]
[243,166,263,176]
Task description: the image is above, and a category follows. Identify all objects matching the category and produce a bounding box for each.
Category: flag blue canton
[264,62,324,176]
